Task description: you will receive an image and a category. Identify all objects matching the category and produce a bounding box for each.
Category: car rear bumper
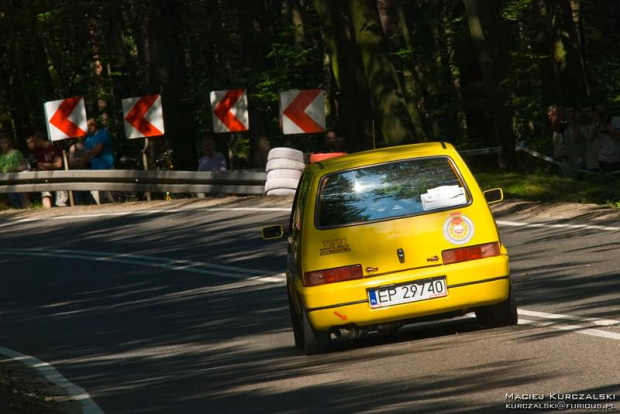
[302,256,510,330]
[308,276,509,330]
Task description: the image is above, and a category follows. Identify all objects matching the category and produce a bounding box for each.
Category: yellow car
[262,142,516,355]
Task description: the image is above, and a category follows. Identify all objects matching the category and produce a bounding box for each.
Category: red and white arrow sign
[210,90,249,133]
[44,97,87,141]
[122,94,165,139]
[281,89,325,134]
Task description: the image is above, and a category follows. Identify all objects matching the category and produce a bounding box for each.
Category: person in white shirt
[595,103,620,173]
[563,105,586,171]
[580,105,599,171]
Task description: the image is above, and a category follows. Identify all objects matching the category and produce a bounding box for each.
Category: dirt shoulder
[0,357,81,414]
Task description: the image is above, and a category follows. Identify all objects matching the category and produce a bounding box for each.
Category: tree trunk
[378,0,427,141]
[2,0,55,138]
[544,0,589,103]
[463,0,516,170]
[314,0,371,151]
[236,0,274,167]
[348,0,415,147]
[288,0,306,48]
[533,0,557,105]
[142,0,197,170]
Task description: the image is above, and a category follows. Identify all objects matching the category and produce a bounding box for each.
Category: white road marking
[519,308,620,328]
[0,248,286,284]
[519,319,620,340]
[518,309,620,341]
[0,206,292,230]
[497,220,620,232]
[0,346,104,414]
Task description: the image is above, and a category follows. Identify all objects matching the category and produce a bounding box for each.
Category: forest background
[1,0,619,173]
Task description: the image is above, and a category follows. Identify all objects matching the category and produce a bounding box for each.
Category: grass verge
[474,172,620,206]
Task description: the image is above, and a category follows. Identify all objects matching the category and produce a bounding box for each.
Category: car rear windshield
[317,157,469,227]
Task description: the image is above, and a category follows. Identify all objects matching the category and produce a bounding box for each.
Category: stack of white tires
[264,147,306,196]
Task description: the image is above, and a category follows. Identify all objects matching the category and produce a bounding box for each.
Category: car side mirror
[261,224,285,240]
[483,188,503,204]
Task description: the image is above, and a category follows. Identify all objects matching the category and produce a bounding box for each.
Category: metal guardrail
[0,170,267,195]
[0,147,501,196]
[459,147,501,156]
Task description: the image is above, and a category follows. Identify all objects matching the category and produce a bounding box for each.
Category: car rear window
[317,157,469,227]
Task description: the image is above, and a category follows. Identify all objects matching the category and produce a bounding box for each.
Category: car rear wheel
[288,292,303,350]
[302,310,332,355]
[475,283,518,327]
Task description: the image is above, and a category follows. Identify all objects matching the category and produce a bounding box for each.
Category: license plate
[368,277,447,309]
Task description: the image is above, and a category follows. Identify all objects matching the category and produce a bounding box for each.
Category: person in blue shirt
[84,118,115,170]
[84,118,115,203]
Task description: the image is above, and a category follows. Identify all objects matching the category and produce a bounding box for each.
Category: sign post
[122,94,166,202]
[44,96,88,206]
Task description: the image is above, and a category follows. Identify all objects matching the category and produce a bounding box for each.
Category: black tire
[302,310,331,355]
[288,292,303,350]
[475,283,518,328]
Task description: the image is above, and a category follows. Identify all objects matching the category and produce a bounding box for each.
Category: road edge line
[0,346,104,414]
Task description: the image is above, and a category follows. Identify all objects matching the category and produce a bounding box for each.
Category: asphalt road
[0,197,618,413]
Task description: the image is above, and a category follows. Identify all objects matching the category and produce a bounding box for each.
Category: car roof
[310,142,459,173]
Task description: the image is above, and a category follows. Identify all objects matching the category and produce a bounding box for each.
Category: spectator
[0,134,30,208]
[580,105,599,172]
[26,131,68,208]
[335,135,349,153]
[83,118,115,203]
[548,105,567,164]
[197,138,226,198]
[595,103,620,173]
[563,104,585,170]
[320,130,339,153]
[197,138,227,171]
[25,136,38,171]
[84,118,114,170]
[68,135,90,204]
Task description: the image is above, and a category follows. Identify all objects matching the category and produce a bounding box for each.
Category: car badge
[443,212,474,245]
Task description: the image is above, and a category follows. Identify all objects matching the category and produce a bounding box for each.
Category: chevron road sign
[44,97,87,141]
[280,89,325,134]
[122,94,165,139]
[210,89,249,133]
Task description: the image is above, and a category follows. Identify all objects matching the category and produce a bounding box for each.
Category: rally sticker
[320,238,351,256]
[443,212,474,245]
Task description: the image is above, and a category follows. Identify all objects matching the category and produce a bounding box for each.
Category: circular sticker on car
[443,213,474,245]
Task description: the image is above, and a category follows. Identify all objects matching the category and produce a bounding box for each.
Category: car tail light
[442,242,500,264]
[304,264,363,286]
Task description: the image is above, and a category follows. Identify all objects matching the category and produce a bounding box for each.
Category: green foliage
[2,0,620,170]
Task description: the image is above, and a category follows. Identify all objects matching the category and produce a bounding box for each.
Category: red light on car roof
[304,264,363,286]
[442,242,500,264]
